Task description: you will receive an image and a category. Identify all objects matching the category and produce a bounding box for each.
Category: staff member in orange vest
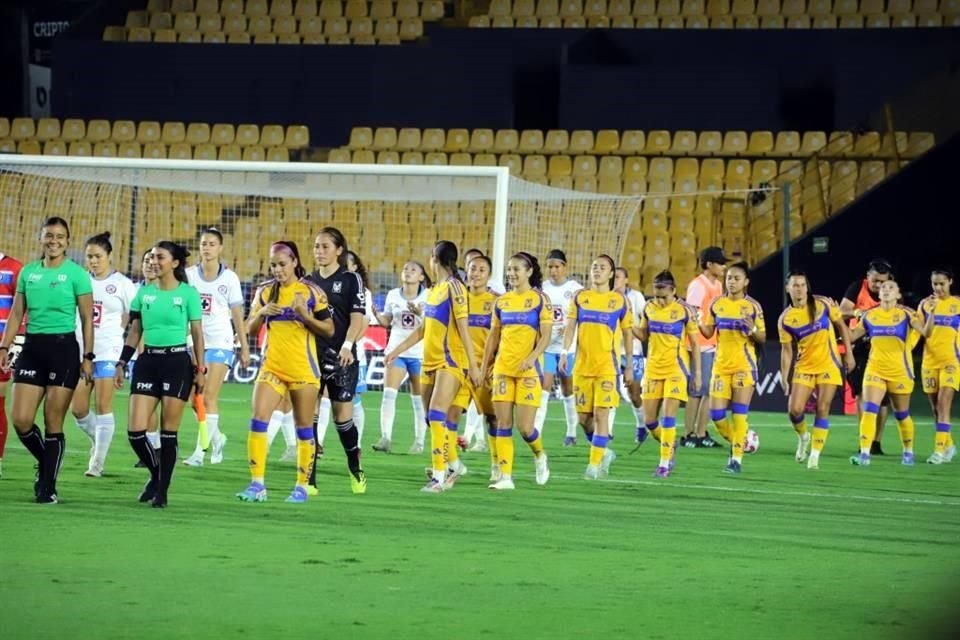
[840,259,893,455]
[682,246,726,448]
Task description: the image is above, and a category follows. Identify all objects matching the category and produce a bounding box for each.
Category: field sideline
[1,383,958,640]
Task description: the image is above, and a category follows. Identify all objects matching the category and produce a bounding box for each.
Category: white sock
[317,397,332,445]
[607,407,616,437]
[208,413,221,442]
[563,394,578,438]
[534,393,549,435]
[280,411,296,448]
[633,405,644,429]
[465,401,482,444]
[267,410,285,446]
[353,398,365,443]
[146,430,160,449]
[93,413,115,468]
[380,387,398,441]
[75,412,95,442]
[411,394,426,445]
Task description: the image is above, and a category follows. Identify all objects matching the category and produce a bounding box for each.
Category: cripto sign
[32,21,71,37]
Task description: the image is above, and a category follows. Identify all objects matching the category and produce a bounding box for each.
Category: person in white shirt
[371,261,430,454]
[183,228,250,467]
[70,232,137,477]
[535,249,583,446]
[614,267,657,445]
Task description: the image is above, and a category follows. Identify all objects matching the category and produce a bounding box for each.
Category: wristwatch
[83,352,96,361]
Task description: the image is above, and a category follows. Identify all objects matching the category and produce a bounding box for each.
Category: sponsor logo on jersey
[28,272,43,283]
[163,383,171,391]
[200,293,213,314]
[143,295,156,305]
[173,297,183,306]
[105,284,117,294]
[524,298,533,309]
[49,372,56,380]
[136,382,153,391]
[601,380,614,392]
[333,282,343,293]
[218,284,228,295]
[57,274,67,282]
[523,378,537,388]
[18,369,37,378]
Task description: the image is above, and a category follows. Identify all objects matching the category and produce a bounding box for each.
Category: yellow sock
[589,434,609,466]
[295,427,315,488]
[487,426,499,468]
[730,404,749,463]
[497,427,514,476]
[947,432,954,448]
[428,410,447,476]
[248,419,268,482]
[522,428,544,457]
[893,411,914,452]
[649,425,662,442]
[935,422,951,455]
[445,421,459,467]
[714,415,733,443]
[659,416,677,467]
[789,413,807,436]
[812,418,829,452]
[859,403,880,454]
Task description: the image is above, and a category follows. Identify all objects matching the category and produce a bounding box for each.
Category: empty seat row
[143,0,445,20]
[112,22,421,43]
[122,11,427,36]
[0,118,309,148]
[0,139,291,161]
[469,11,955,25]
[342,126,934,158]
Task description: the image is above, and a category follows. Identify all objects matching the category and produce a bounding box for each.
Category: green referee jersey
[16,259,93,334]
[132,282,203,347]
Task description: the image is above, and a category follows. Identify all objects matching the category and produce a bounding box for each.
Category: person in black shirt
[306,227,367,494]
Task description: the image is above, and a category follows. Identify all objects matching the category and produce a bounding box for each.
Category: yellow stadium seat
[751,159,776,184]
[726,159,751,187]
[685,15,708,27]
[92,141,116,157]
[10,117,35,140]
[271,0,294,16]
[829,161,857,211]
[838,14,863,27]
[826,131,854,156]
[345,0,368,17]
[210,123,234,145]
[448,152,471,166]
[559,0,583,17]
[542,130,569,154]
[500,153,523,175]
[536,0,560,15]
[171,0,194,11]
[643,209,668,234]
[856,161,885,194]
[33,118,60,141]
[609,0,632,15]
[755,0,779,15]
[811,14,836,27]
[864,14,889,27]
[647,157,673,180]
[623,156,647,180]
[771,130,798,156]
[148,0,171,10]
[466,129,493,153]
[779,0,803,15]
[350,18,374,36]
[41,140,66,156]
[235,124,259,146]
[369,0,394,18]
[696,130,722,155]
[366,127,394,151]
[81,119,109,142]
[913,0,937,13]
[644,130,670,155]
[292,0,317,16]
[143,142,167,159]
[583,0,608,16]
[523,154,547,177]
[425,152,447,165]
[550,176,573,189]
[420,128,445,151]
[246,0,269,15]
[859,0,884,14]
[327,147,350,163]
[127,11,148,28]
[622,177,647,196]
[619,130,644,154]
[760,15,784,27]
[469,15,491,26]
[375,17,400,37]
[707,0,730,13]
[149,12,173,30]
[571,155,597,178]
[944,0,960,13]
[242,145,266,162]
[249,15,272,33]
[731,0,755,14]
[165,142,190,159]
[318,0,342,18]
[673,157,698,180]
[719,131,747,156]
[682,0,706,14]
[905,132,934,158]
[587,129,618,154]
[799,131,826,155]
[489,0,511,15]
[174,12,198,32]
[635,15,659,27]
[633,0,657,14]
[103,26,127,41]
[394,0,419,17]
[735,15,759,27]
[55,119,85,144]
[348,126,373,149]
[494,15,517,26]
[390,127,418,151]
[194,0,217,13]
[664,130,693,156]
[375,150,399,164]
[179,31,203,41]
[598,155,623,179]
[272,15,297,33]
[422,0,444,20]
[852,132,880,157]
[0,119,8,140]
[890,13,916,27]
[223,14,247,32]
[568,131,594,155]
[699,157,724,181]
[919,14,944,26]
[154,28,178,42]
[878,131,906,158]
[658,0,681,15]
[517,129,544,153]
[117,142,141,159]
[474,153,497,166]
[298,16,323,34]
[445,128,470,153]
[746,131,773,156]
[277,33,301,42]
[400,18,423,38]
[228,31,252,42]
[218,144,242,161]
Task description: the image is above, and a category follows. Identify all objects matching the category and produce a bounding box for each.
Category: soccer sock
[495,427,514,477]
[812,417,830,452]
[317,397,332,446]
[580,422,594,445]
[730,403,749,463]
[146,429,160,450]
[41,433,65,494]
[859,402,880,455]
[158,430,178,495]
[607,408,616,438]
[445,421,459,467]
[75,412,96,442]
[280,411,296,448]
[0,396,7,458]
[207,413,221,444]
[893,410,914,453]
[589,434,608,467]
[295,426,315,489]
[534,393,549,434]
[267,410,285,447]
[659,416,677,467]
[128,430,159,479]
[18,425,46,471]
[632,404,642,430]
[646,421,662,442]
[487,424,499,468]
[563,394,578,438]
[380,387,398,441]
[947,431,955,449]
[353,398,366,443]
[428,409,447,481]
[247,419,268,484]
[710,408,733,442]
[335,419,362,474]
[194,393,209,450]
[789,412,807,436]
[93,413,116,468]
[465,401,482,445]
[522,428,544,457]
[935,422,951,455]
[411,395,426,445]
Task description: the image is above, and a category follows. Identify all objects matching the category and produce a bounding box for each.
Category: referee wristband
[341,340,354,351]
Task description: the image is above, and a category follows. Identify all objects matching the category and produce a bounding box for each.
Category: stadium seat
[568,131,594,155]
[719,131,747,156]
[584,0,608,16]
[864,14,889,27]
[674,157,699,180]
[726,159,751,186]
[370,0,394,17]
[228,32,252,42]
[10,117,35,140]
[348,126,373,149]
[390,127,418,152]
[174,12,198,32]
[467,129,494,153]
[633,0,657,14]
[425,151,447,165]
[41,140,66,156]
[33,118,60,141]
[890,13,917,27]
[826,131,854,156]
[399,18,423,38]
[905,131,934,157]
[645,130,671,155]
[918,13,944,26]
[598,155,623,178]
[752,159,777,184]
[209,123,234,145]
[666,130,696,156]
[522,154,547,178]
[878,131,907,158]
[420,128,445,152]
[590,129,619,154]
[755,0,779,15]
[560,0,584,17]
[571,155,597,178]
[811,14,836,27]
[856,161,885,194]
[700,157,724,181]
[397,0,421,18]
[543,130,569,154]
[499,153,523,175]
[126,11,148,28]
[235,124,260,146]
[57,118,83,142]
[518,130,544,153]
[103,26,127,41]
[772,130,800,156]
[747,131,773,155]
[696,131,722,155]
[799,131,826,155]
[474,152,497,166]
[149,12,174,30]
[838,14,863,27]
[730,0,755,14]
[735,15,759,27]
[445,128,470,153]
[83,119,110,142]
[619,130,644,154]
[648,157,673,180]
[622,156,647,180]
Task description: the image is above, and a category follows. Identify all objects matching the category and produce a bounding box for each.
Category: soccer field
[1,383,958,640]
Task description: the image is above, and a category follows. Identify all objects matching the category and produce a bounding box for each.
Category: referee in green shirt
[0,216,94,504]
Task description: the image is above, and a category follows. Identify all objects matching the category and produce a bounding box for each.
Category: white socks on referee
[316,397,332,446]
[380,387,398,441]
[208,414,221,443]
[93,413,115,468]
[534,394,550,436]
[563,394,578,438]
[411,394,426,446]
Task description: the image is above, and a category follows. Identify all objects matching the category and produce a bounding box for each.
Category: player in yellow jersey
[848,280,930,467]
[561,255,634,479]
[918,268,960,464]
[236,241,334,504]
[385,240,482,493]
[778,270,856,470]
[481,252,552,490]
[448,254,499,477]
[699,262,766,475]
[637,270,700,478]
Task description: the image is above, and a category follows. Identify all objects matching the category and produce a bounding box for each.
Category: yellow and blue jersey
[466,289,498,368]
[704,295,765,376]
[423,277,469,371]
[640,299,697,380]
[492,289,551,378]
[777,297,843,375]
[568,289,632,378]
[920,296,960,368]
[861,305,919,381]
[252,278,329,381]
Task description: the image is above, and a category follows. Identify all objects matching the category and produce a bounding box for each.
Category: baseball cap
[700,246,729,266]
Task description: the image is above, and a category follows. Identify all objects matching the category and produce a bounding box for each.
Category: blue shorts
[543,352,575,377]
[93,360,117,379]
[390,356,422,377]
[355,363,368,396]
[621,355,645,381]
[689,350,715,398]
[206,348,235,367]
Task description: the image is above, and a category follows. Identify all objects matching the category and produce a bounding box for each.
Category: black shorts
[846,353,890,406]
[321,360,359,404]
[14,333,80,390]
[131,346,194,402]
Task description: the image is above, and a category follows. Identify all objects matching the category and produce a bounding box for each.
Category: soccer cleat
[443,460,467,490]
[901,452,915,466]
[182,451,204,467]
[36,492,59,505]
[723,460,742,474]
[599,448,617,477]
[236,482,268,502]
[795,432,812,463]
[700,434,719,448]
[489,463,502,484]
[467,440,488,453]
[305,484,319,496]
[151,494,167,508]
[870,441,885,456]
[945,445,957,462]
[371,437,392,453]
[683,436,700,449]
[408,442,424,455]
[84,464,103,478]
[488,475,515,490]
[279,446,297,463]
[350,470,367,494]
[850,453,871,466]
[634,426,648,445]
[138,478,157,503]
[534,453,550,485]
[583,464,600,480]
[456,435,468,452]
[926,452,946,465]
[134,459,147,468]
[285,486,309,503]
[653,465,671,478]
[562,436,576,447]
[421,478,445,493]
[210,433,227,465]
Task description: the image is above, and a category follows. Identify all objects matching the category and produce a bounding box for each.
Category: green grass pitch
[1,383,958,639]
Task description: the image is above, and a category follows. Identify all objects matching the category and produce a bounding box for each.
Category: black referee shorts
[845,352,890,407]
[14,333,81,390]
[321,360,360,404]
[131,346,194,402]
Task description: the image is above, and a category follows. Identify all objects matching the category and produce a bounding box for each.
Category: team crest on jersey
[608,299,617,310]
[483,302,493,313]
[200,293,213,313]
[333,282,343,293]
[92,303,103,326]
[524,298,533,309]
[400,312,416,329]
[455,295,466,305]
[670,310,678,320]
[105,284,117,294]
[218,285,228,295]
[173,296,183,306]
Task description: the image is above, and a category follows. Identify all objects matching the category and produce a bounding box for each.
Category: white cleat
[371,437,392,453]
[443,460,468,490]
[408,442,424,455]
[182,451,205,467]
[210,434,227,465]
[945,445,957,462]
[600,448,617,477]
[467,440,488,453]
[927,451,947,465]
[534,453,550,485]
[806,452,820,470]
[489,463,502,484]
[583,464,600,480]
[84,464,103,478]
[488,475,515,490]
[795,432,811,463]
[278,446,297,463]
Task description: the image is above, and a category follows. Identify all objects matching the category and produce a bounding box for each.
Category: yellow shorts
[452,373,495,415]
[574,375,620,413]
[864,370,915,395]
[492,374,541,408]
[922,363,960,394]
[641,374,688,403]
[709,370,756,400]
[256,366,320,397]
[792,367,843,388]
[422,366,465,387]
